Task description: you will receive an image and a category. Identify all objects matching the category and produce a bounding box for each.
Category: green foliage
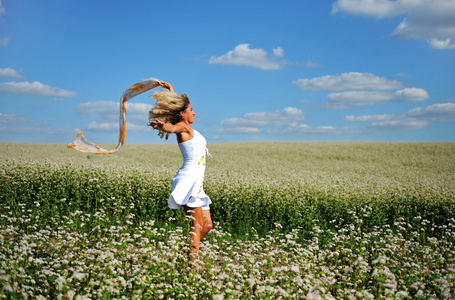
[1,142,454,298]
[1,141,454,237]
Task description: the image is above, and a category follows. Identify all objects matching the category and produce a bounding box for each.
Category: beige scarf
[68,77,161,154]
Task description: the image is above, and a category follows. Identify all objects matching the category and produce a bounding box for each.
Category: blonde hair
[149,89,190,139]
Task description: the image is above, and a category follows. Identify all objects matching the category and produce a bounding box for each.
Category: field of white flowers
[1,141,454,299]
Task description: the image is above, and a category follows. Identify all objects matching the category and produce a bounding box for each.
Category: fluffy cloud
[268,124,362,135]
[74,101,151,122]
[327,91,393,107]
[394,87,429,101]
[273,47,284,57]
[74,101,152,133]
[0,112,45,126]
[0,68,23,79]
[87,121,117,131]
[217,107,307,135]
[343,102,455,131]
[406,102,455,121]
[332,0,455,50]
[220,107,304,128]
[212,127,262,134]
[0,126,76,135]
[343,114,393,122]
[294,72,429,109]
[429,38,455,49]
[294,72,403,91]
[217,107,361,135]
[209,44,286,70]
[75,101,112,114]
[325,88,429,108]
[87,121,147,132]
[332,0,420,18]
[0,81,79,98]
[369,119,428,130]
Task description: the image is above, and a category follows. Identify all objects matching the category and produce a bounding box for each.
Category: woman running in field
[147,81,212,261]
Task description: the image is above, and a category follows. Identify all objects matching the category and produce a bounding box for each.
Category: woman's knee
[202,214,212,234]
[203,222,212,233]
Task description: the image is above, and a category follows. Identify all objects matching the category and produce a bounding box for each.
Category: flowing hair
[149,89,190,139]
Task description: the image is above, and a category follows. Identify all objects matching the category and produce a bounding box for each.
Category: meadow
[0,141,454,299]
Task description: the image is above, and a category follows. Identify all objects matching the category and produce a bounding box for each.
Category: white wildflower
[213,294,224,300]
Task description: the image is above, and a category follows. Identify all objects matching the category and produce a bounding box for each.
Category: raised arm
[157,81,174,92]
[148,118,193,142]
[148,118,183,132]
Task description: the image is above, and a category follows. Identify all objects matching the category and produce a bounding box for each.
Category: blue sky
[1,0,454,145]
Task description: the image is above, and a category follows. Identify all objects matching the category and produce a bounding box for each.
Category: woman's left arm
[157,81,174,92]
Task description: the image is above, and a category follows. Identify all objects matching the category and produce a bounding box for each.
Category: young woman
[147,81,212,261]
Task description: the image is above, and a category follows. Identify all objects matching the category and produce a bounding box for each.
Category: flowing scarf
[68,77,161,154]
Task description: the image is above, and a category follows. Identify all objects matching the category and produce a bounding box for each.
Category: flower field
[1,141,454,299]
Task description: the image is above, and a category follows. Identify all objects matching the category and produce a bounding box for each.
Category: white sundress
[168,129,212,210]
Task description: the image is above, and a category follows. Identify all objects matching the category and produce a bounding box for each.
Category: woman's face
[181,104,196,124]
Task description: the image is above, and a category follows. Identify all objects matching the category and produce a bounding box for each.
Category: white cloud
[343,114,393,122]
[345,113,429,130]
[74,101,151,122]
[0,0,4,15]
[294,72,428,109]
[208,44,286,70]
[217,107,362,135]
[343,102,455,131]
[393,87,429,101]
[369,119,428,130]
[406,102,455,121]
[126,102,152,116]
[273,46,284,57]
[428,38,455,49]
[75,101,116,116]
[87,121,147,132]
[294,72,403,91]
[0,126,75,135]
[0,37,9,47]
[74,101,151,133]
[0,68,23,79]
[0,81,79,98]
[0,112,45,126]
[332,0,455,50]
[212,127,262,134]
[217,107,309,135]
[0,111,74,137]
[87,121,117,131]
[326,91,394,108]
[268,123,363,135]
[331,0,422,18]
[220,107,304,127]
[325,88,429,109]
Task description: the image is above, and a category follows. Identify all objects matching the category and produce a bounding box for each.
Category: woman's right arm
[148,119,193,142]
[148,119,186,134]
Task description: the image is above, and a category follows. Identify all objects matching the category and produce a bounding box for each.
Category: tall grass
[1,141,454,298]
[2,142,453,236]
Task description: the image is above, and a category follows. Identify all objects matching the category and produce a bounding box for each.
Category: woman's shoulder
[177,123,194,143]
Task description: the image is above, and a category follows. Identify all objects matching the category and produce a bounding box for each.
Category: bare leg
[184,206,212,260]
[201,209,213,237]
